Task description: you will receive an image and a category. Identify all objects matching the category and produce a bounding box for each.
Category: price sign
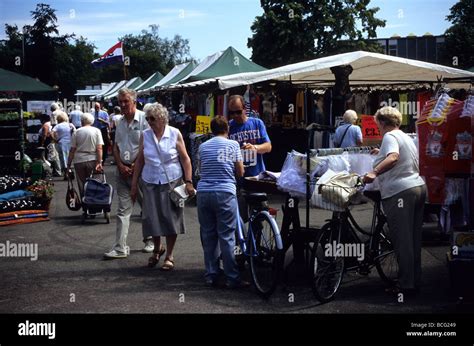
[361,115,382,140]
[196,115,211,134]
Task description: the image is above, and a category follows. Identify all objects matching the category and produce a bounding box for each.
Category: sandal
[161,257,175,271]
[147,246,166,268]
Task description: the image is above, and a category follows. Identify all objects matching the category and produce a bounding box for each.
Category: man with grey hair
[104,88,152,259]
[334,109,363,148]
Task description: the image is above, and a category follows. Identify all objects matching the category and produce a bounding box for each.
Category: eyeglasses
[228,109,244,116]
[145,116,156,122]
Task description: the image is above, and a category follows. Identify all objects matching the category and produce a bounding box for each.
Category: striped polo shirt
[197,136,243,195]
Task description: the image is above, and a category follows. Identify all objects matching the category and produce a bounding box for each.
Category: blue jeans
[197,191,240,285]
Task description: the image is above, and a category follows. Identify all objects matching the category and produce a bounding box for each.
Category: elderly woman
[131,103,194,271]
[67,113,104,199]
[52,111,76,177]
[197,116,246,288]
[334,109,363,148]
[363,106,426,296]
[38,113,62,177]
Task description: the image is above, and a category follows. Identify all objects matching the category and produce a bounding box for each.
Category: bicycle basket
[319,172,362,208]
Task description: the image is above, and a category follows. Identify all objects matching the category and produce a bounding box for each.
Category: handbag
[318,171,362,208]
[66,176,82,211]
[151,131,193,208]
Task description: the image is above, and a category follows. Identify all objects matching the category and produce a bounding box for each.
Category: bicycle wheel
[374,224,399,286]
[311,221,345,303]
[249,211,283,298]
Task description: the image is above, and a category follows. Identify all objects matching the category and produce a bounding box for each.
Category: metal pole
[22,26,26,71]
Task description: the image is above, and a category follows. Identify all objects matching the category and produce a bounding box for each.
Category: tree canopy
[0,3,192,99]
[248,0,386,68]
[442,0,474,69]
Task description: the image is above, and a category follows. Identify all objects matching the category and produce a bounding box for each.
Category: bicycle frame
[236,205,284,257]
[327,199,389,271]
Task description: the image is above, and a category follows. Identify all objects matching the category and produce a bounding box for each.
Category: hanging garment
[217,95,224,116]
[251,92,261,113]
[296,90,305,124]
[223,92,229,118]
[399,93,409,126]
[210,95,215,117]
[244,88,251,115]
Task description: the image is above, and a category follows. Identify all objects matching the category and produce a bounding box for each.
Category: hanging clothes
[223,92,229,118]
[209,95,215,117]
[244,87,251,116]
[399,93,409,126]
[217,95,224,116]
[296,90,305,124]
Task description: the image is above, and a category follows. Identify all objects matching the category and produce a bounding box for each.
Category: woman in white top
[52,112,76,177]
[363,106,426,296]
[67,113,104,199]
[131,103,195,271]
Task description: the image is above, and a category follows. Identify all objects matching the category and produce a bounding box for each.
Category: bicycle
[310,187,399,303]
[235,191,284,298]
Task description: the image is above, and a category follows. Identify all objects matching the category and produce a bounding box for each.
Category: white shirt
[374,129,425,199]
[111,114,123,128]
[141,126,182,184]
[114,110,148,165]
[71,126,104,164]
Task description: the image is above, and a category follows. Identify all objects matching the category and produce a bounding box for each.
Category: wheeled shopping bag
[82,170,113,224]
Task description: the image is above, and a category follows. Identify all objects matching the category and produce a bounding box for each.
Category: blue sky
[0,0,459,62]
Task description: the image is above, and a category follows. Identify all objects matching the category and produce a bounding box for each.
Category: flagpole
[122,42,127,80]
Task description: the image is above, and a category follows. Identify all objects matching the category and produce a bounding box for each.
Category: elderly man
[334,109,363,148]
[228,94,272,177]
[92,102,111,164]
[104,88,153,259]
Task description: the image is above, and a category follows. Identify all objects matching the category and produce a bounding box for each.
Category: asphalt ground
[0,163,471,314]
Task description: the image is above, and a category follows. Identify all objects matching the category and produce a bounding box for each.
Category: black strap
[336,124,351,148]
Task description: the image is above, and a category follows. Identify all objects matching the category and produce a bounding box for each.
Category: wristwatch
[185,180,193,184]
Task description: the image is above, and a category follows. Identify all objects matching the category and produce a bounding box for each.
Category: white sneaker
[142,240,154,253]
[103,249,128,259]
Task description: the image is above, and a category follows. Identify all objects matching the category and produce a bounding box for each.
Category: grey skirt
[141,178,186,237]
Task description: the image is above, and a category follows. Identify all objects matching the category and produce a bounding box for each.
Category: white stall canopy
[215,51,474,90]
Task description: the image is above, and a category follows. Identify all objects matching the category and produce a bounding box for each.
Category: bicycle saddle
[363,190,381,203]
[245,193,268,204]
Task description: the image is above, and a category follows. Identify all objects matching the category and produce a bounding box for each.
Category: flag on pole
[91,42,124,68]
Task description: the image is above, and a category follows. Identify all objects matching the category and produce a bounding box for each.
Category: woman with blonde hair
[363,106,426,296]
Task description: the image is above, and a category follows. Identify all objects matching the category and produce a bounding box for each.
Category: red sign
[361,115,382,139]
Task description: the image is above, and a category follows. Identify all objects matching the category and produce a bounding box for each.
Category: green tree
[442,0,474,69]
[119,25,191,80]
[248,0,386,68]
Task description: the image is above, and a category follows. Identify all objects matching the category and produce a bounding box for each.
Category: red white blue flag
[91,42,124,68]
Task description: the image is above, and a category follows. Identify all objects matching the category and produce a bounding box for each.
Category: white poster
[27,101,55,116]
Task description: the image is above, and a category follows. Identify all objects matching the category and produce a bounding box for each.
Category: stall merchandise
[417,92,472,232]
[0,99,25,175]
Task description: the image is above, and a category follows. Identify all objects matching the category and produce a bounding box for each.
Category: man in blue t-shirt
[228,95,272,177]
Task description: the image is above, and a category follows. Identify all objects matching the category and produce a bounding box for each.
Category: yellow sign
[196,115,211,134]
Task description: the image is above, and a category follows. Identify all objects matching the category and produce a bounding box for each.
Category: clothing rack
[311,145,379,157]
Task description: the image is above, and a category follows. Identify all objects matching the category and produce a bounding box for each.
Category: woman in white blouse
[131,103,195,271]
